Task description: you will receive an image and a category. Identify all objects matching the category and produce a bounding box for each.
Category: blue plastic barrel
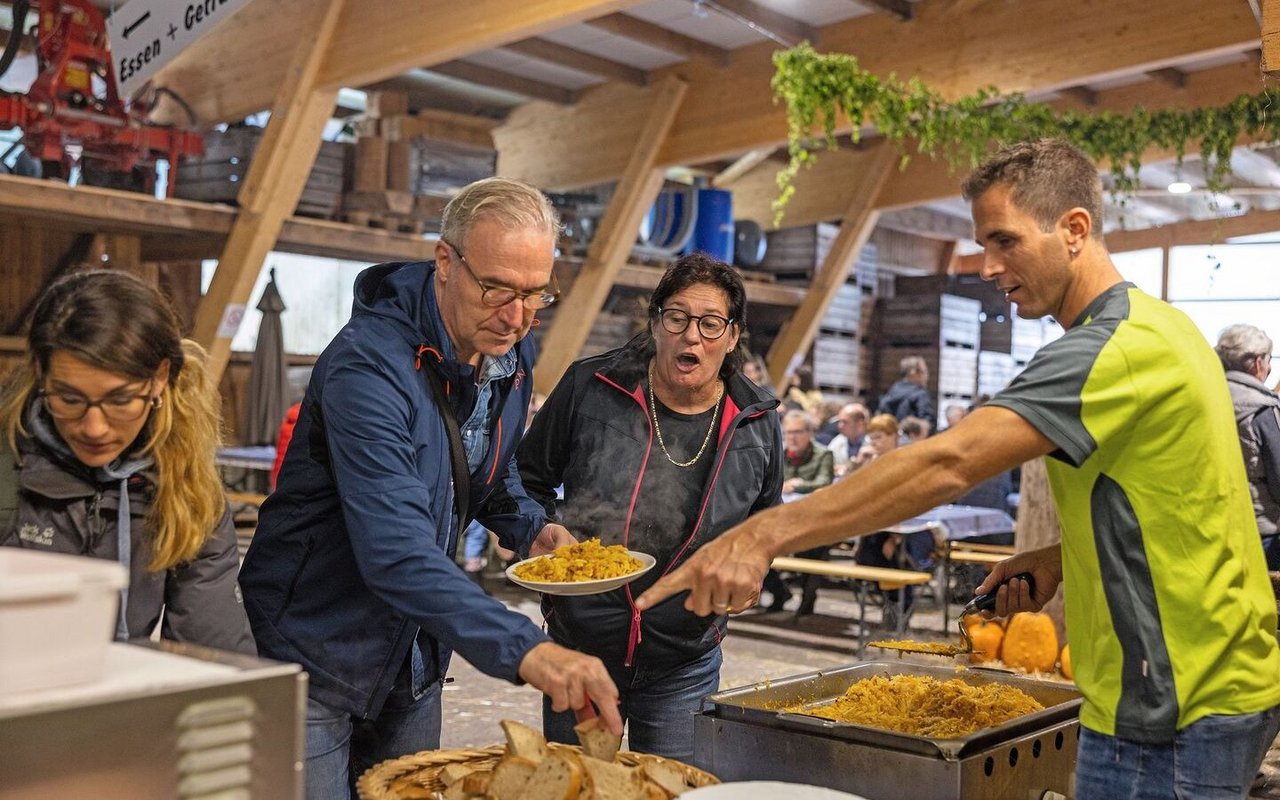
[690,188,734,262]
[640,188,695,254]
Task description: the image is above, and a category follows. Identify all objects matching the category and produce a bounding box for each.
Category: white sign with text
[106,0,250,98]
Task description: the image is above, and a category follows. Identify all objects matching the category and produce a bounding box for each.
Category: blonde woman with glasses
[0,270,254,653]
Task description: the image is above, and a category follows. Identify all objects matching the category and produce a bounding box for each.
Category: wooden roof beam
[584,13,731,66]
[428,61,576,104]
[1147,67,1188,89]
[699,0,818,46]
[858,0,915,22]
[496,0,1259,190]
[148,0,642,125]
[502,37,648,86]
[1105,207,1280,252]
[532,76,687,396]
[1058,85,1099,106]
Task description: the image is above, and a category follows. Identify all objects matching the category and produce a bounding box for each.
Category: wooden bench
[939,544,1014,631]
[949,542,1015,556]
[770,556,933,656]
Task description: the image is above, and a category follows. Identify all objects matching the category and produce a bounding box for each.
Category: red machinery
[0,0,203,195]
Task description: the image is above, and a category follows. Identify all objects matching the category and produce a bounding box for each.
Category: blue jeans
[463,520,489,561]
[304,680,443,800]
[1076,704,1280,799]
[543,646,722,765]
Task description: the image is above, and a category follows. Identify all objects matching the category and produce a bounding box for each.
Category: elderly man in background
[1217,324,1280,571]
[639,139,1280,799]
[828,402,869,477]
[876,355,934,427]
[241,178,620,799]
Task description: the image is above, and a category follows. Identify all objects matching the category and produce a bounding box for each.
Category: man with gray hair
[876,355,934,428]
[241,177,620,798]
[1217,323,1280,569]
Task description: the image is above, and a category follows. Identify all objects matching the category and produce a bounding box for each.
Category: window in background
[1167,244,1280,356]
[201,253,373,355]
[1111,248,1163,298]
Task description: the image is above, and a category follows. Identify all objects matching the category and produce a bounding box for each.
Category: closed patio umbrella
[244,268,289,446]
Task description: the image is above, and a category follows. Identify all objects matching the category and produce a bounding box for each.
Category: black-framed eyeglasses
[657,308,735,340]
[441,238,559,310]
[38,381,158,423]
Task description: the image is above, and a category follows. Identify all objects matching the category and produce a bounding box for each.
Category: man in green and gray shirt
[638,138,1280,799]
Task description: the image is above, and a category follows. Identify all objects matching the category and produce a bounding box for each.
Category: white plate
[505,550,657,596]
[684,782,868,800]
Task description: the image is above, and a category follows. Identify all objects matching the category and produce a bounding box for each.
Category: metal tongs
[871,572,1037,658]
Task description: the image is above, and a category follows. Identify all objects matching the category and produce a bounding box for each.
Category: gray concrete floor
[439,573,962,749]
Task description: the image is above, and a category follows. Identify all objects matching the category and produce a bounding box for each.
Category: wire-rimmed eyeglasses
[441,238,559,310]
[38,382,159,423]
[657,308,735,340]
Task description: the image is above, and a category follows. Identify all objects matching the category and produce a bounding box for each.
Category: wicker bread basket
[357,743,718,799]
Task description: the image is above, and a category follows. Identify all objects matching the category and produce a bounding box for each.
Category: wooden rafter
[1058,85,1099,106]
[1264,0,1280,72]
[1104,207,1280,252]
[192,0,345,380]
[429,60,576,105]
[532,76,688,396]
[584,13,731,65]
[1147,67,1188,89]
[700,0,818,46]
[149,0,642,125]
[858,0,915,22]
[712,147,775,187]
[503,38,648,86]
[765,141,896,392]
[726,54,1269,230]
[494,0,1259,190]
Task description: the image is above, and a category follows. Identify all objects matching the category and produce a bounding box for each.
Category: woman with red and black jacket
[517,253,783,764]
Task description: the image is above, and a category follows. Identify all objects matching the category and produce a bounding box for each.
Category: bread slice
[501,719,549,763]
[488,755,539,800]
[574,717,621,763]
[641,761,692,797]
[460,769,491,795]
[523,751,584,800]
[580,756,646,800]
[438,762,475,787]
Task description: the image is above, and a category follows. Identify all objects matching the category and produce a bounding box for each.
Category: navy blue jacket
[240,261,549,719]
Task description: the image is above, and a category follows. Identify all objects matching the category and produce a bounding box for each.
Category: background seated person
[850,413,899,472]
[900,416,930,444]
[778,410,835,615]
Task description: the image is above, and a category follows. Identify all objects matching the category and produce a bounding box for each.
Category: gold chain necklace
[647,363,722,468]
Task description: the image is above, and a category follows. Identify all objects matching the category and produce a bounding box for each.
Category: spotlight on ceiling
[1167,181,1193,194]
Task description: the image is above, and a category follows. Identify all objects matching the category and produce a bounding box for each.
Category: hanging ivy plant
[770,43,1280,224]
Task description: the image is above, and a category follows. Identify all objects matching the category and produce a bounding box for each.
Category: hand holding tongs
[871,572,1036,658]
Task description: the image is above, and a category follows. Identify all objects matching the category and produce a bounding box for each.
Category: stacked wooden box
[174,126,347,217]
[811,242,878,400]
[345,90,498,233]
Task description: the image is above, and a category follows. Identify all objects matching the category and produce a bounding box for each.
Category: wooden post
[765,141,896,392]
[532,76,688,396]
[192,0,345,381]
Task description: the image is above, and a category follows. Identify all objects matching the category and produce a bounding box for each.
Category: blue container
[690,188,734,263]
[641,188,696,253]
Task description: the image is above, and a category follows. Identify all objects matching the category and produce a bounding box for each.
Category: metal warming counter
[0,641,306,800]
[693,661,1081,800]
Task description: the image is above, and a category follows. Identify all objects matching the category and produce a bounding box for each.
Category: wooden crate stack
[811,242,878,400]
[345,90,498,233]
[174,126,347,217]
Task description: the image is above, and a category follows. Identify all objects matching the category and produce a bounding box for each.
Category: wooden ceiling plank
[584,13,731,65]
[1147,67,1188,89]
[149,0,638,125]
[532,76,688,396]
[428,60,576,105]
[702,0,818,46]
[496,0,1258,189]
[1105,207,1280,252]
[726,54,1271,229]
[503,37,648,86]
[1058,85,1100,106]
[1264,0,1280,72]
[857,0,915,22]
[765,140,896,392]
[193,0,345,380]
[711,147,775,187]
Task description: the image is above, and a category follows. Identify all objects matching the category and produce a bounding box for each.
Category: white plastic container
[0,549,128,695]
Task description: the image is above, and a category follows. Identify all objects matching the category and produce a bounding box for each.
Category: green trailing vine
[770,43,1280,224]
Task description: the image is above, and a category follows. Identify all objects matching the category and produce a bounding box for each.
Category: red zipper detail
[486,419,504,484]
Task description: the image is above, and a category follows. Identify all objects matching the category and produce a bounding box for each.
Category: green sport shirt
[989,282,1280,743]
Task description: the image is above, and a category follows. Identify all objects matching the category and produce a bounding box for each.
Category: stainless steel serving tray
[700,661,1082,761]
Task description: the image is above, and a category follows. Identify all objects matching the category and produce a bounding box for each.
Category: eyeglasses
[657,308,735,340]
[39,382,158,423]
[441,239,559,310]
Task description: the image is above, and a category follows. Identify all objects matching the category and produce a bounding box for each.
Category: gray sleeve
[1256,408,1280,505]
[986,325,1116,468]
[162,506,257,655]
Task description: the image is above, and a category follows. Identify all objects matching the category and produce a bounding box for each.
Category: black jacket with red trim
[517,342,782,673]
